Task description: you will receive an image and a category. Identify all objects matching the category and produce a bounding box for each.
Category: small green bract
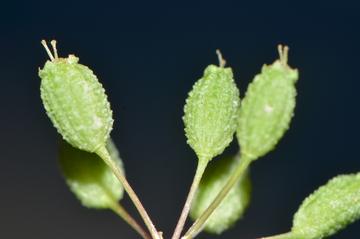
[39,40,113,153]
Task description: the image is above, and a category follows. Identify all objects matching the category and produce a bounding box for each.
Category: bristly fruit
[39,40,113,153]
[183,50,240,162]
[289,173,360,239]
[237,45,298,161]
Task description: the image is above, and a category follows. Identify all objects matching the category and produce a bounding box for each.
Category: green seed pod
[190,155,251,234]
[39,40,113,153]
[183,51,240,161]
[237,46,298,160]
[289,173,360,239]
[59,139,124,209]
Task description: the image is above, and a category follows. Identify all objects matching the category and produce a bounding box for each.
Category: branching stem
[110,203,152,239]
[171,159,208,239]
[97,146,161,239]
[182,155,251,239]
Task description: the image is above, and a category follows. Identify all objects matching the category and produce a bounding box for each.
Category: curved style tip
[216,49,226,68]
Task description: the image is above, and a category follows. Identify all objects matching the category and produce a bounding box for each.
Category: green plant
[38,40,360,239]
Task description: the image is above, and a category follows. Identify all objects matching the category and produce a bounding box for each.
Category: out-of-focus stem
[183,155,251,239]
[97,146,161,239]
[110,203,151,239]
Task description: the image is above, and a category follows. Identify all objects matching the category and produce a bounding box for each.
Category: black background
[1,1,360,238]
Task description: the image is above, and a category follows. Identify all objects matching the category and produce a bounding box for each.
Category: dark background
[1,1,360,238]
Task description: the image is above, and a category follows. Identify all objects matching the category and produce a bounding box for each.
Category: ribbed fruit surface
[39,55,113,152]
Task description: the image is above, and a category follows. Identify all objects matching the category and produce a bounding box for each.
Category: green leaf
[183,64,240,161]
[287,173,360,239]
[237,46,298,161]
[190,155,251,234]
[59,139,124,209]
[39,41,113,153]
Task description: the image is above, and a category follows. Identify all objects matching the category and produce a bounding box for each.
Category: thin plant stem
[171,160,208,239]
[97,146,161,239]
[110,203,152,239]
[259,232,293,239]
[182,156,251,239]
